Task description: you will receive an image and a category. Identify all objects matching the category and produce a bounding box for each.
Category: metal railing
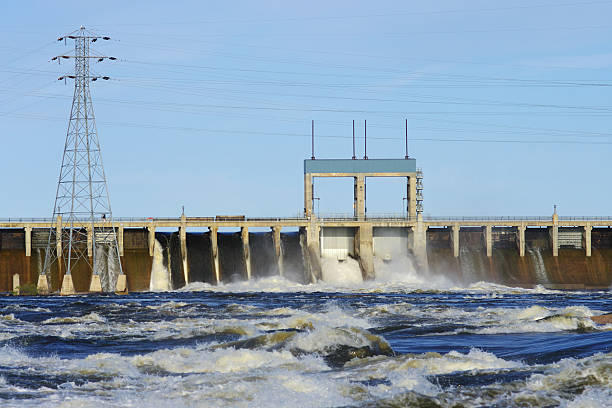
[318,212,411,221]
[3,215,612,224]
[423,216,552,222]
[559,216,612,221]
[0,216,309,223]
[0,218,54,222]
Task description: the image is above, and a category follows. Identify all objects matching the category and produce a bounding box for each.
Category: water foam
[149,238,171,291]
[320,256,363,285]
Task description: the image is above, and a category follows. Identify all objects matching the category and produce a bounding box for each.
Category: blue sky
[1,0,611,217]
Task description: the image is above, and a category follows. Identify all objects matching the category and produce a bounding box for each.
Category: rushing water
[0,278,610,407]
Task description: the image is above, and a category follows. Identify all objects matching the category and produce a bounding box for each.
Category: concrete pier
[551,226,559,257]
[354,176,366,220]
[304,174,313,218]
[60,274,75,295]
[305,223,321,282]
[87,228,93,257]
[518,225,526,257]
[272,226,283,277]
[37,274,49,295]
[12,274,20,294]
[116,274,127,293]
[241,227,251,280]
[118,225,124,257]
[412,216,428,269]
[452,224,459,257]
[89,274,102,292]
[485,225,492,257]
[356,224,375,280]
[180,214,189,284]
[408,175,417,220]
[24,226,31,257]
[584,225,592,257]
[551,212,559,257]
[148,226,155,257]
[210,227,220,284]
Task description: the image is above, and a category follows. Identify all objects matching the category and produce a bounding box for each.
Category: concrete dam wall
[1,225,611,292]
[426,227,612,289]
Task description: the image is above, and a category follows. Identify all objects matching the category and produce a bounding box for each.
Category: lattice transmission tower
[37,26,125,295]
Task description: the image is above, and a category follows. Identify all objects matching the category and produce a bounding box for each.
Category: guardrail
[559,216,612,221]
[0,218,53,222]
[423,216,552,221]
[2,215,612,224]
[0,216,310,223]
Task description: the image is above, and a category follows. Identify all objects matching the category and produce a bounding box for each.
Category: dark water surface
[0,281,610,407]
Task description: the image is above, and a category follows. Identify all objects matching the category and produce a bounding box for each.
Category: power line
[11,89,612,117]
[4,111,612,145]
[121,59,612,87]
[89,0,612,26]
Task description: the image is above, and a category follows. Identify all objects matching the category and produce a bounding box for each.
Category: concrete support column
[551,226,559,257]
[210,227,220,284]
[88,226,100,293]
[354,175,366,220]
[552,212,559,257]
[356,224,375,280]
[485,225,492,257]
[116,275,127,293]
[411,215,428,270]
[306,224,320,256]
[451,224,459,257]
[305,223,321,282]
[408,176,417,220]
[148,226,156,257]
[60,215,75,294]
[518,225,526,257]
[115,222,127,293]
[87,227,93,257]
[304,174,313,218]
[241,227,251,280]
[60,274,75,295]
[272,226,284,277]
[24,226,32,257]
[37,219,57,294]
[180,215,187,260]
[180,215,189,284]
[118,225,124,257]
[37,275,49,295]
[584,224,592,257]
[89,273,102,293]
[13,274,20,295]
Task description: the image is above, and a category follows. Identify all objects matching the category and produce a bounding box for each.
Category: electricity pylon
[37,26,126,295]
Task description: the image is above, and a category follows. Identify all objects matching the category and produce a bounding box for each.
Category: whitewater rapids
[0,275,610,407]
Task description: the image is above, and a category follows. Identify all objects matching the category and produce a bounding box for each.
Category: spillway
[218,232,246,283]
[1,221,612,292]
[186,232,214,284]
[249,232,278,278]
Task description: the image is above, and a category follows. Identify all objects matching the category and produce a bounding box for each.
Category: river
[0,278,610,407]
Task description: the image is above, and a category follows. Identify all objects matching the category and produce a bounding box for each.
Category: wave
[175,275,577,295]
[0,345,608,408]
[42,312,107,325]
[0,305,51,313]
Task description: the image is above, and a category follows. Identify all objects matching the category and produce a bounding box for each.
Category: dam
[1,158,611,293]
